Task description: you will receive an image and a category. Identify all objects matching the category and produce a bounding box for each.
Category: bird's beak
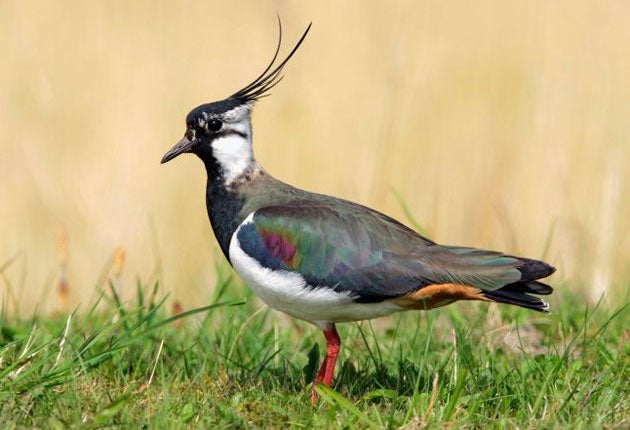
[161,135,196,164]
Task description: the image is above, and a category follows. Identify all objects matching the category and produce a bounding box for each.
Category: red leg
[314,356,328,383]
[311,324,341,403]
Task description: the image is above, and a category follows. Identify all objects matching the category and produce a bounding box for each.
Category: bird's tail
[481,279,553,312]
[473,255,554,312]
[411,247,556,313]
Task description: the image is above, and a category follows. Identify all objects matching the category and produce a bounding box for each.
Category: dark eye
[207,119,222,132]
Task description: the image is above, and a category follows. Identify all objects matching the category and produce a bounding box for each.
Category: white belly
[229,217,403,326]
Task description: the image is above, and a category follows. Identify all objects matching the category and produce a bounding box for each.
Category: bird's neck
[201,140,258,260]
[210,124,254,186]
[203,166,246,261]
[201,129,304,262]
[203,155,303,263]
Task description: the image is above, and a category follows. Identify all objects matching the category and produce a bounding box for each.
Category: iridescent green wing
[235,201,545,302]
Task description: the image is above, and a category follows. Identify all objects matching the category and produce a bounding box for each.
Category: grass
[1,266,628,428]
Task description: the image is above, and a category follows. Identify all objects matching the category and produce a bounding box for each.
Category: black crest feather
[230,19,312,103]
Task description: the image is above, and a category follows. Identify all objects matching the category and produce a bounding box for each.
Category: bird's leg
[311,324,341,403]
[321,325,341,386]
[314,356,328,383]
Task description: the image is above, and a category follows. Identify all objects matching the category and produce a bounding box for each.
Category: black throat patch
[203,158,248,262]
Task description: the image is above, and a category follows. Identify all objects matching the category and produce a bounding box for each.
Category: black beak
[161,135,196,164]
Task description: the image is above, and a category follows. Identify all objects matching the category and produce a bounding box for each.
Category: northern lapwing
[161,23,555,402]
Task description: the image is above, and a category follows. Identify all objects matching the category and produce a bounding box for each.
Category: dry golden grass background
[1,1,628,314]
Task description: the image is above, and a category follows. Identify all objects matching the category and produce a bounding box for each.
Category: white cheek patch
[212,133,253,184]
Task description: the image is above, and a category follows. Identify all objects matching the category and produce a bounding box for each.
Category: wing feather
[235,201,549,303]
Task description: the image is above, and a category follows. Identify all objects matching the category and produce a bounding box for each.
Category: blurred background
[1,1,628,314]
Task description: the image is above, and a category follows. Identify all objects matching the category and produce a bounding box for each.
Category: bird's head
[161,22,311,183]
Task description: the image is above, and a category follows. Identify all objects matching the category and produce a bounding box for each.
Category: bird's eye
[207,119,222,132]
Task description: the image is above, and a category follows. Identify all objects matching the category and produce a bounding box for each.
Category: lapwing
[161,23,555,402]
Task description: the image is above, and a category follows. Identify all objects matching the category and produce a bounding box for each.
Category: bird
[161,22,555,403]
